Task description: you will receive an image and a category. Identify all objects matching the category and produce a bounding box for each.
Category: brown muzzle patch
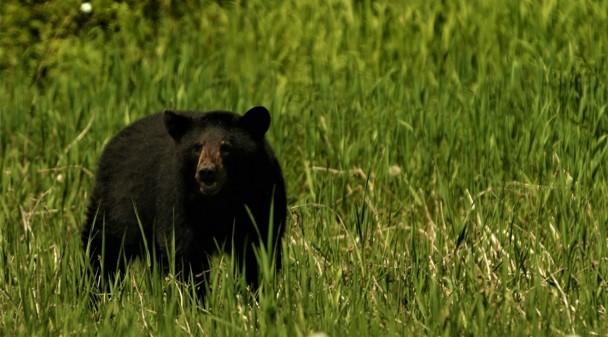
[195,143,227,196]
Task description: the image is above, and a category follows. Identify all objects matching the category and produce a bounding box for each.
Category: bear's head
[163,106,271,197]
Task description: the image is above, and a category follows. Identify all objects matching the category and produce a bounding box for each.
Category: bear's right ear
[164,110,191,141]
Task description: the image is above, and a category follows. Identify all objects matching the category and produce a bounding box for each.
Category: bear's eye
[220,142,232,155]
[192,144,202,154]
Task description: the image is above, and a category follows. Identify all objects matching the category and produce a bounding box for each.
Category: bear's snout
[193,140,228,196]
[195,163,226,196]
[197,166,217,184]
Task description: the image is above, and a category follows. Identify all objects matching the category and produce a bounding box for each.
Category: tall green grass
[1,0,607,336]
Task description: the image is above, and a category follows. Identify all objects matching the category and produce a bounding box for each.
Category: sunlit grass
[1,1,607,336]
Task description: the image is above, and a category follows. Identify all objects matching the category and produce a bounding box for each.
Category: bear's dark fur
[82,106,286,296]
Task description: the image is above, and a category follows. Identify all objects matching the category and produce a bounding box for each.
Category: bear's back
[91,113,174,238]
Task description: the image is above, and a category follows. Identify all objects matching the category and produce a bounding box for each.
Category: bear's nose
[197,167,217,184]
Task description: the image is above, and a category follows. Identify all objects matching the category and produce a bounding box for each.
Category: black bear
[82,106,286,297]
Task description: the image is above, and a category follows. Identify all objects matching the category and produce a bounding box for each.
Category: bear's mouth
[198,182,222,196]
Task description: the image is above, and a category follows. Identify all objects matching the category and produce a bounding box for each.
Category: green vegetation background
[1,0,607,336]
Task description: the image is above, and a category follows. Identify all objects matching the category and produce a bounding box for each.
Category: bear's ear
[164,110,192,141]
[240,106,270,139]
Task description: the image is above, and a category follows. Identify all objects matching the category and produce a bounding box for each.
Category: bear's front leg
[180,253,211,300]
[235,244,260,292]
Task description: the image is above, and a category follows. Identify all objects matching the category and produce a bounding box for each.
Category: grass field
[1,0,607,336]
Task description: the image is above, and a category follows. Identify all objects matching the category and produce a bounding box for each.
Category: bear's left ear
[240,106,270,139]
[164,110,192,141]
